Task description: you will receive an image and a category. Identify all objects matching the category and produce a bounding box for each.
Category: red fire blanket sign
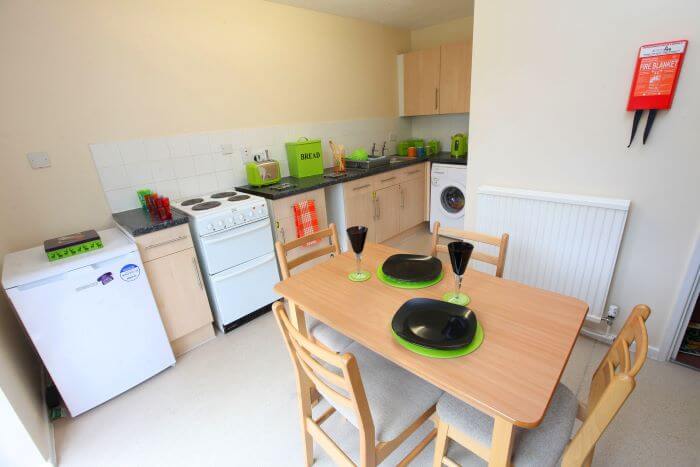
[628,40,687,110]
[626,40,688,146]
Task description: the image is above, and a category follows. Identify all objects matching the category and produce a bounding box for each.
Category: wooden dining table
[274,243,589,466]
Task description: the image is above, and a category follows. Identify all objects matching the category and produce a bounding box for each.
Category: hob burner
[211,191,237,199]
[181,198,204,206]
[228,195,250,202]
[192,201,222,211]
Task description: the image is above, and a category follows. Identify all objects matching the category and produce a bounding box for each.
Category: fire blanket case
[626,40,688,146]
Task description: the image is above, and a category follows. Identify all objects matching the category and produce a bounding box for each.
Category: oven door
[198,218,274,275]
[208,252,280,327]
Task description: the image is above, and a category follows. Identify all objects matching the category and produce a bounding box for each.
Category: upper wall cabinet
[399,41,472,116]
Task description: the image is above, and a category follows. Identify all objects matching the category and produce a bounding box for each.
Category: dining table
[274,242,589,466]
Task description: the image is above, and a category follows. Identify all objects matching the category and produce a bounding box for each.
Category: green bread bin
[286,137,324,178]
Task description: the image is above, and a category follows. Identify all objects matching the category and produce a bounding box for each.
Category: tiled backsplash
[410,113,469,152]
[91,117,410,213]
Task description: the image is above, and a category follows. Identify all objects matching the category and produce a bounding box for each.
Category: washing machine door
[438,183,466,218]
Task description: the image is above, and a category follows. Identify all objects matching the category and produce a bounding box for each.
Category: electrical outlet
[27,152,51,169]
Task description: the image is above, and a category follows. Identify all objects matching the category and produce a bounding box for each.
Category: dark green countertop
[236,152,466,200]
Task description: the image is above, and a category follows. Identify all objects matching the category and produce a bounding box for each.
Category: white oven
[175,193,280,333]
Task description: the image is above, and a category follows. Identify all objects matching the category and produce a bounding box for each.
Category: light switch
[27,152,51,169]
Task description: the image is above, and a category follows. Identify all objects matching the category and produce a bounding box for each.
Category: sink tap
[381,142,387,157]
[371,143,376,156]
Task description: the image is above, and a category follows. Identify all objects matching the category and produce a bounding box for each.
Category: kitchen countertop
[236,152,465,200]
[112,208,189,237]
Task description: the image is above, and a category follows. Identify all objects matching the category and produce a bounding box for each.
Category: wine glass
[443,241,474,305]
[346,226,370,282]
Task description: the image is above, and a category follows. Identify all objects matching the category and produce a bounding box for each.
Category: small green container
[397,141,411,156]
[285,137,324,178]
[411,139,425,148]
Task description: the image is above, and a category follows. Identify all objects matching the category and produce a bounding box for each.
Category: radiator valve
[603,305,619,326]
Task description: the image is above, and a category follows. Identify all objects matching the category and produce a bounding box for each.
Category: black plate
[382,254,442,282]
[391,298,477,350]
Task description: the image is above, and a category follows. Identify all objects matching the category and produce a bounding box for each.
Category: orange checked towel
[293,200,320,245]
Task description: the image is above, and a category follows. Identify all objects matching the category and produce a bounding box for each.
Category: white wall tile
[90,143,122,167]
[168,135,191,158]
[188,134,211,155]
[173,156,196,179]
[212,153,234,172]
[215,170,236,190]
[178,176,200,198]
[194,154,214,175]
[125,162,153,187]
[105,188,139,212]
[197,173,218,193]
[118,140,146,164]
[151,159,175,182]
[97,165,130,191]
[154,180,180,199]
[145,138,171,161]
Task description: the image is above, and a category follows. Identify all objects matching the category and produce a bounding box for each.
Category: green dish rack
[285,137,324,178]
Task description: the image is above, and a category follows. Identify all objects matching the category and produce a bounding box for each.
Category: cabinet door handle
[353,184,370,191]
[144,235,188,249]
[380,176,396,183]
[400,187,405,208]
[435,88,439,110]
[407,169,420,175]
[375,197,381,219]
[191,257,204,290]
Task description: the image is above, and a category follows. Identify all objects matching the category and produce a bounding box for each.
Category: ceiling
[265,0,474,29]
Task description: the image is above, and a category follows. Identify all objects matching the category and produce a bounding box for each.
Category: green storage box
[285,137,324,178]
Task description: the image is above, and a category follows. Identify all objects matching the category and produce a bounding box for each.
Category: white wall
[468,0,700,352]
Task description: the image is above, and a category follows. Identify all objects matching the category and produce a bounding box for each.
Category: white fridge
[2,228,175,416]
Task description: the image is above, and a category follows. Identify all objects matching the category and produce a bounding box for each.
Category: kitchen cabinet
[403,47,441,116]
[343,180,377,244]
[374,185,402,242]
[326,162,430,249]
[269,188,331,272]
[439,41,471,114]
[135,224,215,357]
[399,175,426,232]
[399,41,471,116]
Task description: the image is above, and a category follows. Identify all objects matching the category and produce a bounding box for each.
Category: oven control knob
[225,217,233,226]
[217,220,225,228]
[246,210,254,218]
[207,224,214,231]
[235,213,245,223]
[260,205,267,215]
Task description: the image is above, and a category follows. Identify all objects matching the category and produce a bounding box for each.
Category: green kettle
[451,133,467,157]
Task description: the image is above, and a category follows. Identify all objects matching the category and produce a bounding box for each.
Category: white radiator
[475,186,630,321]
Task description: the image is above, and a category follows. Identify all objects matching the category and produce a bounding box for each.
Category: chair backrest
[272,302,376,455]
[430,221,510,278]
[561,304,651,467]
[275,223,341,280]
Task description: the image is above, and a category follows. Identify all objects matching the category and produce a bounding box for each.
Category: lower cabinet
[134,224,215,357]
[375,185,402,242]
[335,162,428,246]
[399,176,426,232]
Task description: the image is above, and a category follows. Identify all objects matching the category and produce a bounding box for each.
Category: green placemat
[392,323,484,359]
[376,265,443,289]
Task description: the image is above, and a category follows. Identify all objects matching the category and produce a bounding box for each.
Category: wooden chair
[432,304,651,467]
[274,223,353,353]
[273,301,442,466]
[430,221,509,278]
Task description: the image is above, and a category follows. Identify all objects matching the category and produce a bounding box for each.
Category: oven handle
[201,219,270,245]
[211,253,276,282]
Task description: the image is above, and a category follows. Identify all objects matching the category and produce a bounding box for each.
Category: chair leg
[433,419,449,467]
[489,417,515,467]
[297,382,314,466]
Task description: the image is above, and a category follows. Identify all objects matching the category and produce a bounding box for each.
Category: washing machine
[430,163,467,231]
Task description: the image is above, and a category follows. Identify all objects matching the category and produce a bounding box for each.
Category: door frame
[659,233,700,361]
